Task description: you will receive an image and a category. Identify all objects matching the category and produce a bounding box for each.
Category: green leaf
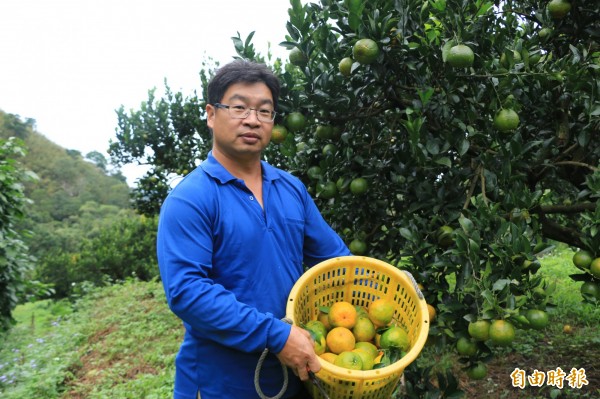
[459,215,475,235]
[442,39,456,62]
[435,157,451,167]
[399,227,415,242]
[457,139,470,156]
[492,279,511,291]
[475,1,493,17]
[418,87,435,106]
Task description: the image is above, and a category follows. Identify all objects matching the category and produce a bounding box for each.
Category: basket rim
[286,255,430,380]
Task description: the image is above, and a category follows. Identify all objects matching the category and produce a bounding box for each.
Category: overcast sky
[0,0,294,184]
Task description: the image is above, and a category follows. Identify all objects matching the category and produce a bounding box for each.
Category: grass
[0,250,598,398]
[0,279,181,399]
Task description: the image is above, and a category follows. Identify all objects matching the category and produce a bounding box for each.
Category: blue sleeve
[301,189,351,266]
[156,192,291,354]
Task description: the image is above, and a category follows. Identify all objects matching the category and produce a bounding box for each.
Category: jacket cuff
[267,318,292,353]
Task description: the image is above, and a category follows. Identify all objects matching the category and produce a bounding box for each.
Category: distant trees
[36,212,159,298]
[0,111,158,304]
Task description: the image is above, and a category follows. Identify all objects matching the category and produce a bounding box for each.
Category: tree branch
[553,161,598,172]
[535,202,596,214]
[539,217,585,249]
[463,165,482,209]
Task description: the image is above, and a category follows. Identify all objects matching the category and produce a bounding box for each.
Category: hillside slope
[0,110,131,221]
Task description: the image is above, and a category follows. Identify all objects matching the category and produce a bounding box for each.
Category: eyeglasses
[213,103,276,123]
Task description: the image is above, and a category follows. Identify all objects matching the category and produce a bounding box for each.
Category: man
[157,60,351,399]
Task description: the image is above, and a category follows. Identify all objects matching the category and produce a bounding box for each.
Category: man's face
[206,82,274,161]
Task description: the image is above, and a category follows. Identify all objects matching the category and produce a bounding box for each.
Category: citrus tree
[109,0,599,389]
[266,0,600,384]
[0,138,36,330]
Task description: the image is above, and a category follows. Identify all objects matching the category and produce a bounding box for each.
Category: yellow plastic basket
[286,256,430,399]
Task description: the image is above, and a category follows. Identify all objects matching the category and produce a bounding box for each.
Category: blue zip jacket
[157,152,350,398]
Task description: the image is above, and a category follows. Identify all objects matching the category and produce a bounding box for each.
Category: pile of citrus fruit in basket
[302,299,410,370]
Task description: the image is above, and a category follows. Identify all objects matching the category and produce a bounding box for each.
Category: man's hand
[275,325,321,381]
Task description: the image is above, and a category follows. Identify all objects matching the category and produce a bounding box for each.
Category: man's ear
[206,104,215,130]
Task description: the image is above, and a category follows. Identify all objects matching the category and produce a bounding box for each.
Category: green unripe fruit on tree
[289,47,308,67]
[339,57,353,77]
[466,363,488,380]
[349,239,367,255]
[447,44,475,68]
[349,177,368,195]
[285,112,307,133]
[353,39,379,65]
[547,0,572,20]
[494,109,520,132]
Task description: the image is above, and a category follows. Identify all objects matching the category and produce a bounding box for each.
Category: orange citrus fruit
[326,327,356,354]
[350,177,368,195]
[548,0,571,20]
[317,181,338,200]
[270,124,288,144]
[589,258,600,278]
[573,250,593,270]
[352,348,376,370]
[379,326,410,351]
[352,316,376,342]
[468,320,491,341]
[488,320,516,346]
[322,143,337,156]
[500,50,522,68]
[563,324,573,334]
[466,363,488,380]
[305,320,328,338]
[525,309,549,330]
[328,301,358,329]
[580,281,600,300]
[354,341,379,359]
[539,27,553,39]
[368,298,395,327]
[494,109,520,132]
[317,307,331,330]
[315,124,334,140]
[447,44,474,68]
[336,177,351,193]
[334,350,363,370]
[289,47,308,67]
[427,304,436,322]
[352,38,379,65]
[355,305,368,319]
[436,225,454,248]
[307,166,322,181]
[456,337,478,357]
[319,352,338,364]
[349,239,367,255]
[285,112,306,132]
[339,57,353,76]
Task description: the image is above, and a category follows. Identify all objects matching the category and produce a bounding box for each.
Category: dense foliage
[0,137,35,330]
[109,0,599,387]
[36,213,159,298]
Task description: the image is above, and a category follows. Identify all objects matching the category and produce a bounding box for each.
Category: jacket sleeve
[156,192,291,354]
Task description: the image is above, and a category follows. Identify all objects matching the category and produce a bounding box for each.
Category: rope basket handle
[403,270,424,300]
[254,317,293,399]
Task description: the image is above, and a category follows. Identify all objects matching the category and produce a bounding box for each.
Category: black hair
[207,60,280,110]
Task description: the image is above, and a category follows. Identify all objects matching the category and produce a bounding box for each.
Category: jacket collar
[200,151,280,184]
